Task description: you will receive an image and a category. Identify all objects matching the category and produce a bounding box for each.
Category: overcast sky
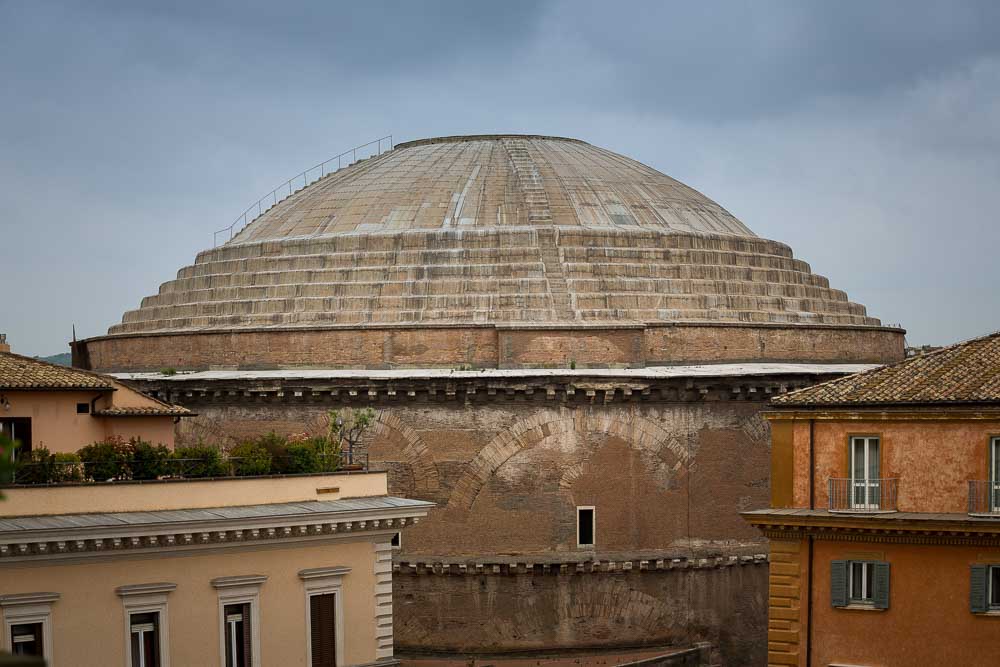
[2,1,998,357]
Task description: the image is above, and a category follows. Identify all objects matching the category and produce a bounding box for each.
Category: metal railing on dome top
[213,135,394,247]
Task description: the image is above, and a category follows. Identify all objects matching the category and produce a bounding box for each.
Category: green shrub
[129,440,171,480]
[159,367,177,376]
[52,452,83,483]
[283,441,321,473]
[0,434,17,490]
[14,447,56,484]
[228,441,272,476]
[312,437,341,472]
[79,438,131,481]
[256,432,290,472]
[173,444,225,478]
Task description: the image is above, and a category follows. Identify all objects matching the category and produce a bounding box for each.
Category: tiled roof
[772,331,1000,407]
[0,351,114,390]
[93,406,191,417]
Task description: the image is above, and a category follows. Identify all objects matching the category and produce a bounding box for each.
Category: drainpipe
[806,418,815,667]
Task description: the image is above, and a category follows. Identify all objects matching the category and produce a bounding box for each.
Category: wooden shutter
[830,560,848,607]
[874,562,890,609]
[241,603,252,667]
[310,593,337,667]
[971,564,988,613]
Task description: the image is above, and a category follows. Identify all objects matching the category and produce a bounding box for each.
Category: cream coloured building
[0,472,432,666]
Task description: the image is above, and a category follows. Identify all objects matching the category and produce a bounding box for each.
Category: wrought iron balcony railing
[828,477,899,513]
[968,480,1000,516]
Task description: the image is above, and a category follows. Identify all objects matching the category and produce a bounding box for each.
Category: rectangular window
[10,622,43,657]
[577,506,595,547]
[991,565,1000,610]
[224,603,251,667]
[390,532,401,549]
[309,593,337,667]
[850,436,880,509]
[130,612,160,667]
[991,438,1000,513]
[849,561,875,604]
[832,560,889,609]
[76,402,90,414]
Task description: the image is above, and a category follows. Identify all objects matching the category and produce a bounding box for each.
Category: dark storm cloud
[1,1,998,356]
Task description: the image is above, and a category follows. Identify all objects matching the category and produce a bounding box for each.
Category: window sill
[836,604,885,612]
[973,610,1000,617]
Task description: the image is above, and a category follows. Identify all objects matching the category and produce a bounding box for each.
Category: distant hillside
[37,352,72,366]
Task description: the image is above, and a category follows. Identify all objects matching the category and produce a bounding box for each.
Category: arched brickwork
[449,407,691,511]
[367,410,441,494]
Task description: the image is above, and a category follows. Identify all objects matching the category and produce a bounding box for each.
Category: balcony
[968,481,1000,517]
[828,477,899,513]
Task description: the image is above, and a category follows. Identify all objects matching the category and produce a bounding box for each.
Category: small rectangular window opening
[76,402,90,414]
[224,603,251,667]
[390,532,401,549]
[849,561,875,604]
[991,565,1000,609]
[10,623,43,657]
[577,507,595,547]
[130,612,160,667]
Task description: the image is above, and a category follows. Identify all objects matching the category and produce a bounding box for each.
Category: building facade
[0,350,189,455]
[71,134,907,663]
[744,331,1000,666]
[0,472,432,666]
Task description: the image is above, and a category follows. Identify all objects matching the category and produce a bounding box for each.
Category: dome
[79,134,903,371]
[228,134,755,241]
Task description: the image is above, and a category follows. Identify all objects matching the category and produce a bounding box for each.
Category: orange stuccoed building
[743,331,1000,666]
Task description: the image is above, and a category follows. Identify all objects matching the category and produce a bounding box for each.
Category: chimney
[0,334,8,353]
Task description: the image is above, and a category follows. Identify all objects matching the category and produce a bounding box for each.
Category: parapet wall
[75,321,903,372]
[393,557,767,666]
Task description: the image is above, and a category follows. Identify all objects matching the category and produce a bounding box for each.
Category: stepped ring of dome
[76,135,905,371]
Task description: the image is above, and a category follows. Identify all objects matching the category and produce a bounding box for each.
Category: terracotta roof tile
[0,352,114,390]
[772,331,1000,407]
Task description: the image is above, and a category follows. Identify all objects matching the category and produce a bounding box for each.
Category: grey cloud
[1,1,998,356]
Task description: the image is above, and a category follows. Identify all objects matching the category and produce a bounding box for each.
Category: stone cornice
[0,592,60,606]
[116,582,177,597]
[128,373,838,408]
[298,566,351,581]
[394,553,769,576]
[0,512,423,565]
[763,407,1000,421]
[743,510,1000,544]
[210,575,268,589]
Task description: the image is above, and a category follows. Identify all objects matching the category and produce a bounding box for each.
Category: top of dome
[97,133,888,344]
[228,134,755,244]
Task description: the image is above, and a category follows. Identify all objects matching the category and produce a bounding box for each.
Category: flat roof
[114,363,879,384]
[0,496,433,534]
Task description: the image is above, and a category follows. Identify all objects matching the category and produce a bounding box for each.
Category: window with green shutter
[832,559,889,609]
[971,564,1000,614]
[971,564,988,614]
[831,560,848,607]
[873,562,890,609]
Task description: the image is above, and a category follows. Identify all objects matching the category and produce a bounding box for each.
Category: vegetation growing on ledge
[6,408,375,486]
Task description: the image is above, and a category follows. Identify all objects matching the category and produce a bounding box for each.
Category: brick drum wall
[165,390,778,663]
[393,562,767,665]
[76,323,903,371]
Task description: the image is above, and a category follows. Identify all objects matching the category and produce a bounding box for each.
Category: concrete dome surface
[79,134,903,371]
[229,134,755,241]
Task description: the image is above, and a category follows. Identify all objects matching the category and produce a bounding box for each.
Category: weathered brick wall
[394,563,767,666]
[77,323,904,371]
[140,379,798,660]
[177,400,772,557]
[645,323,905,365]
